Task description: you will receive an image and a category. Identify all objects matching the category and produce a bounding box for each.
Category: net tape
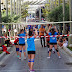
[0,21,72,25]
[0,34,72,39]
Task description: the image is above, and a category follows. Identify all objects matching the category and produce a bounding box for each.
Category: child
[27,27,38,72]
[14,38,19,58]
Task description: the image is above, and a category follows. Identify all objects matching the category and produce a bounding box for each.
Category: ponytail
[51,29,55,35]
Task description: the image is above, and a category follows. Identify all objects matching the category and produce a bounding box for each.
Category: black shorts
[14,43,18,45]
[28,51,36,54]
[5,40,10,44]
[50,43,57,45]
[47,41,49,43]
[19,43,25,46]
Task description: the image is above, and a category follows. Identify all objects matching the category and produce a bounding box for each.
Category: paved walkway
[0,39,72,72]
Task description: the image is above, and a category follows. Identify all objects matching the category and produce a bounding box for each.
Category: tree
[47,4,69,22]
[21,5,28,19]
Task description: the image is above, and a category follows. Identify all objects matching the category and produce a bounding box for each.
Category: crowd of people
[13,24,69,72]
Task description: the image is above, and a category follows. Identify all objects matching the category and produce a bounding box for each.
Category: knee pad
[19,50,22,52]
[49,49,52,52]
[30,59,34,62]
[28,59,31,62]
[47,45,49,48]
[23,50,26,52]
[55,49,59,52]
[16,48,19,51]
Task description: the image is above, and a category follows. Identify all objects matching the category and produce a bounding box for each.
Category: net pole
[62,0,66,35]
[39,7,41,21]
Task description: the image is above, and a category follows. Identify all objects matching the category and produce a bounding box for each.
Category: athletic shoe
[30,69,35,72]
[44,46,46,47]
[24,57,27,60]
[59,56,61,59]
[17,55,20,58]
[53,51,55,54]
[42,45,43,47]
[48,51,49,53]
[30,71,35,72]
[47,56,50,59]
[19,57,21,60]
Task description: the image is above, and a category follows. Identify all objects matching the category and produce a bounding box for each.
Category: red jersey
[14,38,19,43]
[46,34,50,41]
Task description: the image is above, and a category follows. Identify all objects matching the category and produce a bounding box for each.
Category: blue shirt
[49,32,58,43]
[19,33,25,44]
[38,25,41,29]
[24,30,26,34]
[28,25,31,29]
[27,36,35,51]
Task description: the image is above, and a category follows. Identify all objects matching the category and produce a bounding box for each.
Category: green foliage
[11,15,20,23]
[2,15,20,23]
[2,15,11,23]
[21,5,28,18]
[21,9,28,18]
[67,46,72,51]
[0,51,3,54]
[48,4,69,22]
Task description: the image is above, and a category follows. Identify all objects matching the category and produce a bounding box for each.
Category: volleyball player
[47,26,61,59]
[14,38,19,58]
[27,27,38,72]
[18,29,26,60]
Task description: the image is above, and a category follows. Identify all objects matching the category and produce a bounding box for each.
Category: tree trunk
[10,0,12,16]
[6,0,8,16]
[0,0,4,46]
[62,0,65,35]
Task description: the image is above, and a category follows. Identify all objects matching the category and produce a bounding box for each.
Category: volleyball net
[0,21,72,38]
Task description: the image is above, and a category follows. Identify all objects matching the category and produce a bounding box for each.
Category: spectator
[45,24,50,33]
[66,24,69,32]
[58,37,63,48]
[39,25,47,47]
[4,34,10,47]
[63,38,68,48]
